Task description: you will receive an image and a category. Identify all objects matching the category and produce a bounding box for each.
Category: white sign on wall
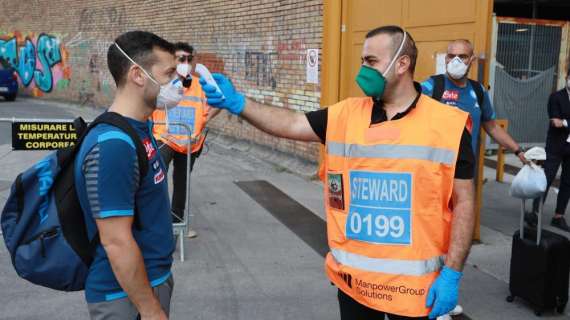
[436,53,447,75]
[306,49,319,84]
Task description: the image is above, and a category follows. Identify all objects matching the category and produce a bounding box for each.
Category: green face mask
[356,65,386,99]
[356,30,408,99]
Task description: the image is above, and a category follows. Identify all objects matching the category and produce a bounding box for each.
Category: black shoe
[551,217,570,232]
[524,211,538,227]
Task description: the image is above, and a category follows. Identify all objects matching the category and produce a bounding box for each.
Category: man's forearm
[240,99,317,141]
[104,237,162,316]
[485,122,520,152]
[445,179,475,271]
[206,107,222,122]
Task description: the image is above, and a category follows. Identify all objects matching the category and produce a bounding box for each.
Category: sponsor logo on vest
[353,278,426,302]
[338,271,352,288]
[152,160,160,170]
[143,138,157,160]
[328,173,345,210]
[35,159,53,224]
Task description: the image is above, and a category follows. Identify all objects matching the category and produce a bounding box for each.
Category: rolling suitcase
[507,199,570,316]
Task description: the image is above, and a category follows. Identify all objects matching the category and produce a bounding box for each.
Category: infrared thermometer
[195,63,225,100]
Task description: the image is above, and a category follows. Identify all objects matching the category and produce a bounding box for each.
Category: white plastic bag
[509,164,547,199]
[524,146,546,161]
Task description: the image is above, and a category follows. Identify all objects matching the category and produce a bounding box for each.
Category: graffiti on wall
[244,51,278,89]
[0,31,71,95]
[79,7,126,32]
[63,31,115,106]
[227,40,307,90]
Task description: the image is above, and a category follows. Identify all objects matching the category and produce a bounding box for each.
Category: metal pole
[528,24,535,79]
[527,0,537,80]
[148,121,193,262]
[0,117,83,122]
[185,127,192,239]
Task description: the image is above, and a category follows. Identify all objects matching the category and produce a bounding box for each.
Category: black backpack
[1,112,148,291]
[430,74,485,108]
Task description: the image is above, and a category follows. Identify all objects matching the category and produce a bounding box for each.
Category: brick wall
[0,0,323,161]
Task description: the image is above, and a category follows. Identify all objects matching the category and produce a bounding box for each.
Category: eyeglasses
[176,55,193,63]
[446,54,471,61]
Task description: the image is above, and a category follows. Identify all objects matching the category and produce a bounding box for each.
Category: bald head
[448,39,474,56]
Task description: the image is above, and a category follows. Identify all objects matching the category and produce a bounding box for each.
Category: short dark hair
[365,25,418,73]
[173,42,194,55]
[107,31,175,87]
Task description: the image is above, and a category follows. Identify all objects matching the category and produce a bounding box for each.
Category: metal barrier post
[154,121,194,263]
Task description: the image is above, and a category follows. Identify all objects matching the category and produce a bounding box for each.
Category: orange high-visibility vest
[324,95,468,317]
[152,75,209,154]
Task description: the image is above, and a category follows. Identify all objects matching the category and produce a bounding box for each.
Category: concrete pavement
[0,99,569,319]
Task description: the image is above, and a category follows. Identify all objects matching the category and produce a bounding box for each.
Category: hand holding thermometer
[195,64,225,100]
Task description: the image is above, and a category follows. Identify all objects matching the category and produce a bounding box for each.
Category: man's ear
[129,65,146,87]
[397,55,411,75]
[469,54,477,66]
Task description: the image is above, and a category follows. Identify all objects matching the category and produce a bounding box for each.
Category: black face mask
[182,76,192,88]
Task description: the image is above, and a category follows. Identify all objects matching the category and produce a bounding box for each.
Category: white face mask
[446,56,469,80]
[114,42,183,109]
[176,63,191,77]
[153,78,184,109]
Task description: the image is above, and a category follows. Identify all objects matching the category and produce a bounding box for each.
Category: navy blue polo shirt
[74,115,174,303]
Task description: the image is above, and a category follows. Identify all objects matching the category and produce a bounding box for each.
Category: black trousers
[533,151,570,215]
[338,290,429,320]
[158,142,201,219]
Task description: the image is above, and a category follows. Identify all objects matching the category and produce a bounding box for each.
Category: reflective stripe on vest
[327,142,455,165]
[159,129,207,147]
[182,96,204,103]
[331,248,445,276]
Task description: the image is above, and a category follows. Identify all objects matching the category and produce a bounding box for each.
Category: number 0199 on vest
[346,171,412,245]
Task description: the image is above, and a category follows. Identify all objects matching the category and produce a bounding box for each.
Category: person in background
[531,70,570,232]
[152,42,220,234]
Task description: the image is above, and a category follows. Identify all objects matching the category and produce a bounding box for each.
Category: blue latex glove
[426,266,462,319]
[199,73,245,115]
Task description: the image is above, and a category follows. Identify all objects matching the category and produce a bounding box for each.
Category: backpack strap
[468,79,485,109]
[430,74,445,102]
[89,112,149,178]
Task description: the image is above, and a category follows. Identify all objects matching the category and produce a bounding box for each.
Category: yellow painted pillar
[495,119,509,183]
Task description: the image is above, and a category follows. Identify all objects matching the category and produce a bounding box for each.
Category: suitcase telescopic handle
[520,199,542,246]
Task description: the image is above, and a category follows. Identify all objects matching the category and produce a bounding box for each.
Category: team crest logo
[328,173,345,210]
[142,138,157,160]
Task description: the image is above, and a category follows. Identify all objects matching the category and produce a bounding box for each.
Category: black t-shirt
[305,85,475,179]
